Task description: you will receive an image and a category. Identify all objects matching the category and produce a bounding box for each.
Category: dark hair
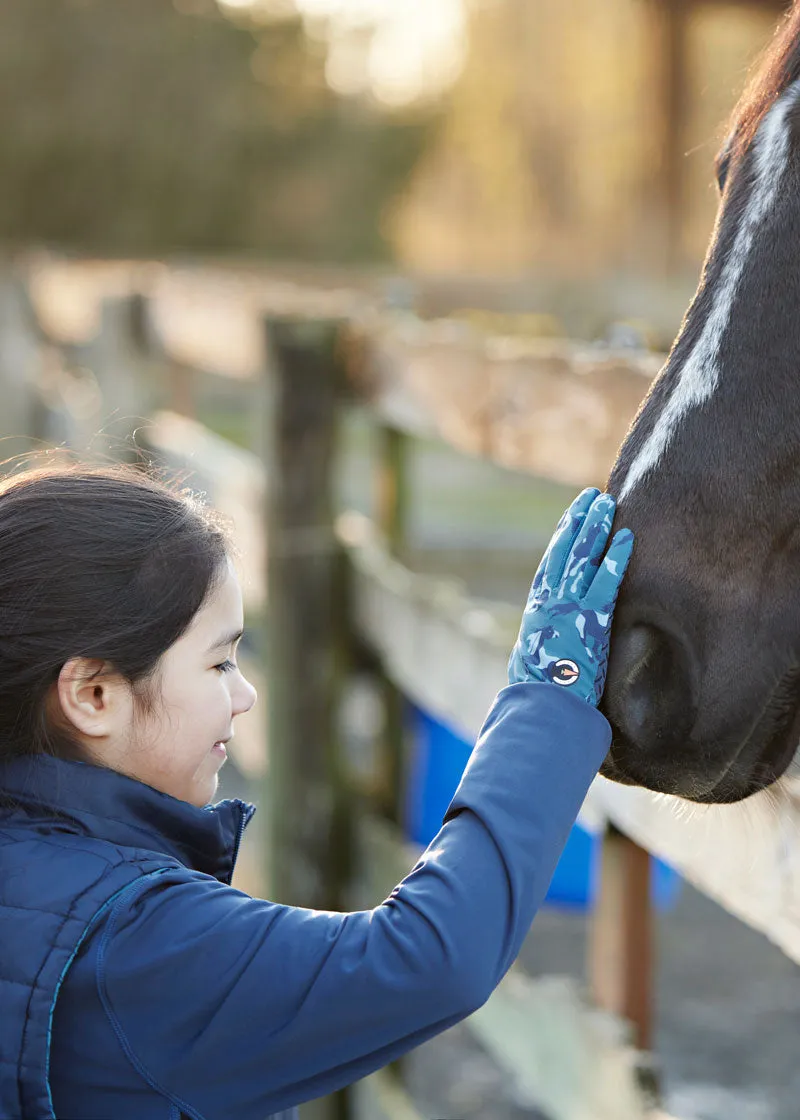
[0,462,230,759]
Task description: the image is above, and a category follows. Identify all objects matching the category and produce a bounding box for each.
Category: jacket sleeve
[92,682,610,1120]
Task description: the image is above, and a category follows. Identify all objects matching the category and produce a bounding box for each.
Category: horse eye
[715,151,731,194]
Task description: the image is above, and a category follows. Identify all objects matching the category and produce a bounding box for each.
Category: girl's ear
[56,658,129,740]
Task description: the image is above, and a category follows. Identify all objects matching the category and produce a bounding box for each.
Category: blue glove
[508,488,634,706]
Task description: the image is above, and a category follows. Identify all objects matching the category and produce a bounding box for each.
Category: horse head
[602,4,800,803]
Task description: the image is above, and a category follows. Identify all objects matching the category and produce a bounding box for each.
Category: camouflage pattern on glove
[508,488,634,707]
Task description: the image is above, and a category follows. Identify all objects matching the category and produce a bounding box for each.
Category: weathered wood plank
[468,973,656,1120]
[338,511,515,744]
[143,409,266,612]
[351,1069,426,1120]
[585,770,800,967]
[346,320,660,486]
[25,257,665,490]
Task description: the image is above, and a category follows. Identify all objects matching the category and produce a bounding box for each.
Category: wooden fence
[5,258,800,1119]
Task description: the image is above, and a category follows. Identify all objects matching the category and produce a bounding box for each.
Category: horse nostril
[603,622,696,753]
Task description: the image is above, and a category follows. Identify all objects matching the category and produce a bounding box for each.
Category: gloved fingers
[584,527,635,611]
[561,492,617,599]
[533,487,600,598]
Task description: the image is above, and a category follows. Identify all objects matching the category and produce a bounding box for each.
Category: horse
[601,1,800,805]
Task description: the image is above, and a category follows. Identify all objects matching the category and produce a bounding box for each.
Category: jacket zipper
[228,799,255,884]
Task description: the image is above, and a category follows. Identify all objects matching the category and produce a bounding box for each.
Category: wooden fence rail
[344,318,660,487]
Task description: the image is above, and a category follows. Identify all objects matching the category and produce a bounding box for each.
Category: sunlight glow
[217,0,467,105]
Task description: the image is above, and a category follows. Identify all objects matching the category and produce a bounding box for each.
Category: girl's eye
[215,659,236,674]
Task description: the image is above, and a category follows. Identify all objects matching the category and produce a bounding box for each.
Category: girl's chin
[184,759,223,807]
[188,775,219,808]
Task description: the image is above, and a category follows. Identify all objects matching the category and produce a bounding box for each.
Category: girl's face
[61,561,258,807]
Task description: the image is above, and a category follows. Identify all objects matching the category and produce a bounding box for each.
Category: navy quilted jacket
[0,682,610,1119]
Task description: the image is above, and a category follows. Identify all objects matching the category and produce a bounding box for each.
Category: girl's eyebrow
[206,628,243,654]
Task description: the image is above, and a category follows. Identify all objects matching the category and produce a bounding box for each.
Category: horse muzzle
[600,616,800,802]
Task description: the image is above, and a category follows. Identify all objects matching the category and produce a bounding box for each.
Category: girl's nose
[234,672,258,716]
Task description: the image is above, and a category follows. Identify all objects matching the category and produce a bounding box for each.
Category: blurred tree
[0,0,434,259]
[390,0,778,279]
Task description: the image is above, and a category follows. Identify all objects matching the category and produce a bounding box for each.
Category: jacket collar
[0,753,256,884]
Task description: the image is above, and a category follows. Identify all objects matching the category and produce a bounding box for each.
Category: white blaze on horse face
[618,81,800,503]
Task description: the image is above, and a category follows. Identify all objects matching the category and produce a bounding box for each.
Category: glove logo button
[551,659,580,686]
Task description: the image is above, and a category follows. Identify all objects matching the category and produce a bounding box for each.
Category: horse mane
[729,1,800,156]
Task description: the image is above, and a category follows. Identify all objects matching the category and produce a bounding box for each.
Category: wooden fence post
[264,316,349,917]
[0,277,44,449]
[648,0,689,274]
[374,425,410,824]
[589,825,654,1053]
[81,295,154,458]
[375,426,408,559]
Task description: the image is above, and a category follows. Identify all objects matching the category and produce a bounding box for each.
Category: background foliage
[0,0,434,260]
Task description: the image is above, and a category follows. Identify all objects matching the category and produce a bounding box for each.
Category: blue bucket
[404,702,681,912]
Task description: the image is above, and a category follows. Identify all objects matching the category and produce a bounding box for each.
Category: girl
[0,465,633,1120]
